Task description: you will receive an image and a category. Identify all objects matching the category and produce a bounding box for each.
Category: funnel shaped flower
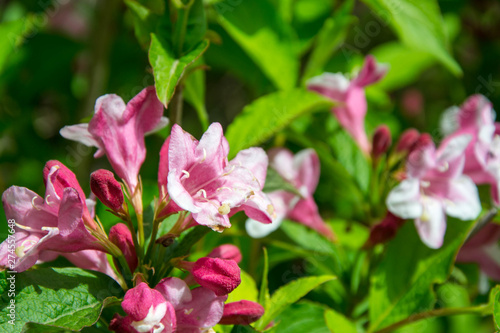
[307,55,387,154]
[155,277,226,332]
[110,282,176,333]
[158,123,274,231]
[219,300,265,325]
[441,95,500,204]
[0,163,105,272]
[387,136,481,248]
[246,148,334,240]
[192,257,241,296]
[111,278,226,333]
[60,86,168,193]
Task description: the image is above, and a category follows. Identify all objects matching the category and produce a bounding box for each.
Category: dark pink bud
[219,300,265,325]
[409,133,433,154]
[372,125,392,159]
[368,212,405,246]
[395,129,420,153]
[192,257,241,296]
[109,223,138,272]
[207,244,242,263]
[90,169,124,211]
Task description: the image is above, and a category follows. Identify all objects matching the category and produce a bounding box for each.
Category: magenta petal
[122,283,164,321]
[289,197,334,240]
[207,244,242,263]
[176,287,226,331]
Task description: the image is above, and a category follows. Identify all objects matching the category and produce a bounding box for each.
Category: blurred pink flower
[158,123,274,231]
[386,136,481,248]
[60,87,168,193]
[246,148,334,240]
[307,55,387,154]
[441,95,500,204]
[457,223,500,281]
[0,162,106,272]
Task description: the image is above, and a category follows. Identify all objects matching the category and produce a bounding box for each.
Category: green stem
[372,305,490,333]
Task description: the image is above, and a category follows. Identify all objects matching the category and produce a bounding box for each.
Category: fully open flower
[0,162,106,272]
[111,278,226,333]
[158,123,274,231]
[307,55,387,154]
[440,94,500,204]
[60,86,168,193]
[246,148,334,240]
[386,135,481,248]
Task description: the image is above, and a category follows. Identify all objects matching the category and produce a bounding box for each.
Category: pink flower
[60,87,168,193]
[440,95,500,204]
[219,300,265,325]
[0,162,106,272]
[158,123,274,231]
[307,55,387,154]
[246,148,334,240]
[457,223,500,281]
[110,282,176,333]
[386,136,481,248]
[111,278,226,333]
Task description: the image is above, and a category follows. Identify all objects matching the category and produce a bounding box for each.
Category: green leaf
[225,89,333,157]
[149,35,209,107]
[231,325,259,333]
[227,270,259,303]
[274,302,330,333]
[216,0,299,90]
[254,275,336,330]
[125,0,159,49]
[371,42,435,91]
[172,0,207,54]
[183,64,209,130]
[259,247,270,307]
[328,130,371,193]
[303,1,355,80]
[263,168,302,197]
[280,221,337,256]
[0,268,122,332]
[368,218,477,332]
[493,285,500,330]
[324,308,358,333]
[437,284,479,333]
[361,0,461,76]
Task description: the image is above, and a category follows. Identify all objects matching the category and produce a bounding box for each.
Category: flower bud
[368,212,405,246]
[219,300,265,325]
[192,257,241,296]
[395,129,420,153]
[372,125,392,159]
[109,223,138,272]
[90,169,124,212]
[409,133,433,154]
[207,244,242,263]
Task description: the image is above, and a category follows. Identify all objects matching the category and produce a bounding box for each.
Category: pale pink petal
[386,179,422,219]
[155,277,193,308]
[176,287,226,331]
[294,149,320,194]
[415,197,446,249]
[59,123,100,148]
[443,176,481,220]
